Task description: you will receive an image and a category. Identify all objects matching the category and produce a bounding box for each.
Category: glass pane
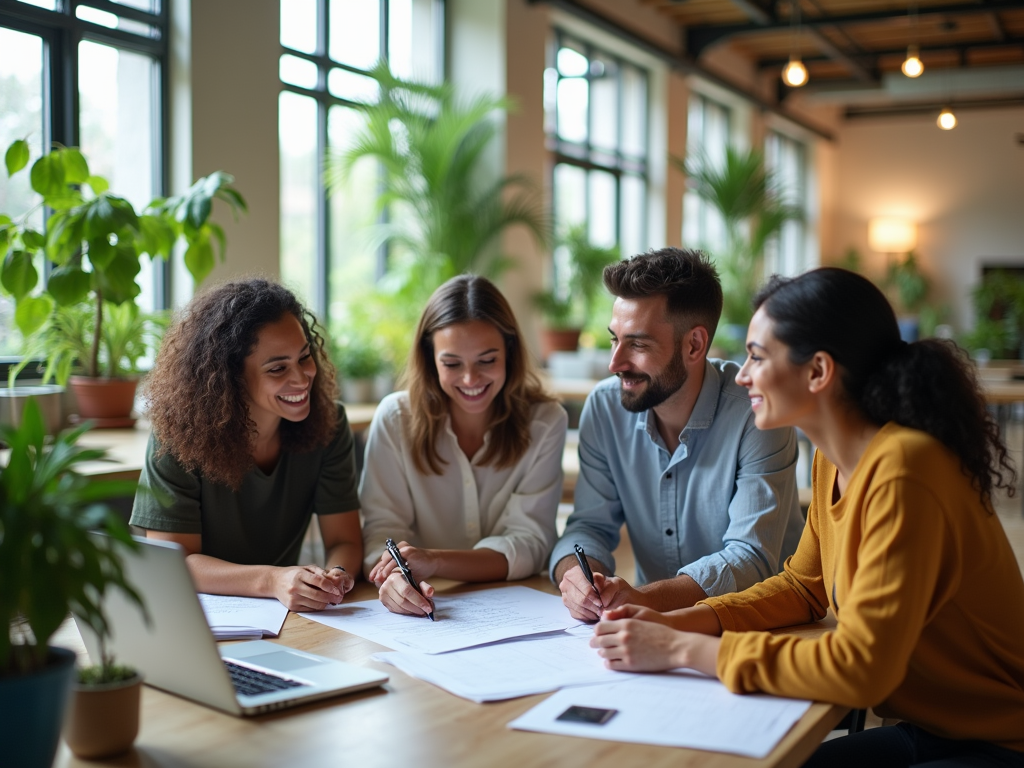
[17,0,57,9]
[279,92,319,311]
[0,28,45,356]
[556,77,588,144]
[556,45,588,78]
[76,5,156,36]
[621,174,644,256]
[589,54,617,152]
[281,0,318,54]
[553,163,586,233]
[109,0,158,11]
[328,67,377,102]
[621,64,646,158]
[280,54,319,90]
[388,0,442,83]
[588,170,617,248]
[78,40,159,311]
[543,66,558,136]
[329,0,381,71]
[327,106,379,323]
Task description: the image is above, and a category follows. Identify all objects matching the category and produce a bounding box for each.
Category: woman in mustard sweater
[591,268,1024,767]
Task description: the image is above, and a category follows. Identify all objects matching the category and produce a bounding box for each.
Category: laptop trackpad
[245,650,326,672]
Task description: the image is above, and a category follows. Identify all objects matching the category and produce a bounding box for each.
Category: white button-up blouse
[359,391,568,580]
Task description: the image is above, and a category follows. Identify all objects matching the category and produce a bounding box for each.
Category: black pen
[574,544,602,605]
[385,538,435,621]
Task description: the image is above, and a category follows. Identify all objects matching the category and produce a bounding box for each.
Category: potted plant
[883,251,930,342]
[678,146,802,356]
[962,269,1024,360]
[1,139,246,424]
[333,332,389,404]
[533,224,619,360]
[325,61,549,341]
[0,398,145,767]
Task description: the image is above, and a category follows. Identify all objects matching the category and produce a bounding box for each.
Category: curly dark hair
[402,274,554,475]
[603,248,723,340]
[143,278,339,489]
[755,267,1015,505]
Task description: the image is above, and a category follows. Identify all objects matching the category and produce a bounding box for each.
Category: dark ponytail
[755,268,1015,504]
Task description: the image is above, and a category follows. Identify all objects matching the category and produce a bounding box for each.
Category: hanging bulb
[782,56,808,87]
[937,107,957,130]
[902,45,924,77]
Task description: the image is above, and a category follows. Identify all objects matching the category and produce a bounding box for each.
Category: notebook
[75,535,388,716]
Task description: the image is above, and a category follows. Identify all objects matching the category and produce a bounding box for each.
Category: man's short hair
[603,248,724,340]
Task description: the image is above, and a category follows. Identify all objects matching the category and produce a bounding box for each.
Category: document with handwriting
[374,630,633,701]
[198,594,288,640]
[299,586,572,654]
[509,673,812,758]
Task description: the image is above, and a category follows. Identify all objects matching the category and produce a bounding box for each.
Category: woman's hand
[271,564,347,611]
[378,570,435,617]
[368,541,437,586]
[590,604,722,675]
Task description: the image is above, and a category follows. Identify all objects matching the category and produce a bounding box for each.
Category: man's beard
[618,348,688,413]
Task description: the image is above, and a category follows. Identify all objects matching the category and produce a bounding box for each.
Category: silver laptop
[75,536,388,716]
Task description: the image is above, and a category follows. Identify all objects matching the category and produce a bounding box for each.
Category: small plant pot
[340,377,377,404]
[540,327,582,361]
[63,673,142,759]
[68,376,138,427]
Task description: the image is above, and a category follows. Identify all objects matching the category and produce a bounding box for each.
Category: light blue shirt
[550,359,804,596]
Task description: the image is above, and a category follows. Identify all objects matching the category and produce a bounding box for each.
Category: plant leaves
[5,139,29,177]
[47,265,92,306]
[87,236,116,269]
[183,232,214,284]
[138,214,177,260]
[86,175,109,194]
[14,294,53,336]
[1,249,39,299]
[95,247,141,304]
[21,229,45,250]
[61,147,90,184]
[30,153,66,196]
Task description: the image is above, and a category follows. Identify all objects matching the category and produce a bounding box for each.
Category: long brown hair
[402,274,553,475]
[143,278,339,489]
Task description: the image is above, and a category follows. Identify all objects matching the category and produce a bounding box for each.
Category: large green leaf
[183,233,214,284]
[138,214,177,260]
[30,153,66,196]
[87,175,109,194]
[95,247,141,304]
[1,249,38,299]
[14,294,53,335]
[87,236,117,269]
[61,147,90,184]
[47,265,92,306]
[45,210,86,265]
[5,139,29,177]
[21,229,45,251]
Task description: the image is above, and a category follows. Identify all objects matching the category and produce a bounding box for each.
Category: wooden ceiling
[641,0,1024,114]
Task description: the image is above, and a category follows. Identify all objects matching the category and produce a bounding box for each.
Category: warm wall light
[869,218,917,253]
[937,107,957,130]
[902,45,924,77]
[782,56,809,87]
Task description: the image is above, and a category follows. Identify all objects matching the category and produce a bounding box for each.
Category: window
[765,131,809,277]
[545,30,649,266]
[0,0,168,355]
[682,93,731,255]
[278,0,444,325]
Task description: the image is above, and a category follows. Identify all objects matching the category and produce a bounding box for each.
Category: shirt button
[665,473,672,479]
[665,528,674,536]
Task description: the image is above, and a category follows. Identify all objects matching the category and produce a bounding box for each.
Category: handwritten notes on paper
[198,594,288,640]
[298,586,572,654]
[509,673,812,758]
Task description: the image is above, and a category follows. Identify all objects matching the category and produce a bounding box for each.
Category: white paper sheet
[299,586,572,654]
[198,594,289,640]
[373,630,635,702]
[508,673,812,758]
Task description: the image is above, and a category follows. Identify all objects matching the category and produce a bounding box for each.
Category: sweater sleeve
[713,475,954,709]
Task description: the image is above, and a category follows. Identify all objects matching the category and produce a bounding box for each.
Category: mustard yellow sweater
[702,422,1024,751]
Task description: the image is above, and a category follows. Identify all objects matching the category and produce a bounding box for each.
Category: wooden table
[51,578,847,768]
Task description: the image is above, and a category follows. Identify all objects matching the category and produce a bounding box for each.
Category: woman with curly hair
[361,275,568,617]
[130,278,363,611]
[591,268,1024,767]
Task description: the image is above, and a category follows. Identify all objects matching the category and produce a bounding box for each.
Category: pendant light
[782,0,808,88]
[937,107,957,130]
[902,44,924,78]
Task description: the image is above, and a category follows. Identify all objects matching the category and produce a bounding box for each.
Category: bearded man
[550,248,804,619]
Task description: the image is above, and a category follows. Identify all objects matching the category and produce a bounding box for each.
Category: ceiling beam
[688,1,1024,56]
[844,95,1024,118]
[755,36,1024,69]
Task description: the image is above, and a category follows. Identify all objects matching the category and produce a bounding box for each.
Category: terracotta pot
[63,673,142,759]
[540,327,582,361]
[68,376,138,426]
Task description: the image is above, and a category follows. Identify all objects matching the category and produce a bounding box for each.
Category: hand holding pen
[378,538,435,620]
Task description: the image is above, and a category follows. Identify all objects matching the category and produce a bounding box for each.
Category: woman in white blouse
[361,275,568,616]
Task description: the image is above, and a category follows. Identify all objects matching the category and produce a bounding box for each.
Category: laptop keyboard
[224,660,310,697]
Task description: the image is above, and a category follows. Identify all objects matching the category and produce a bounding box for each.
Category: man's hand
[559,564,640,621]
[272,565,344,611]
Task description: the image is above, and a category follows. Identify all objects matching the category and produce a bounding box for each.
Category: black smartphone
[555,705,618,725]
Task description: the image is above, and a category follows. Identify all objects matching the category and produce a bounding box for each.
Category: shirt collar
[633,358,722,437]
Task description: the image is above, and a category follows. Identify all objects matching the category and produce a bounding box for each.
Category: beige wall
[827,107,1024,330]
[172,0,280,306]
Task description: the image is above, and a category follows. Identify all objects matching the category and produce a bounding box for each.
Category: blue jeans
[802,722,1024,768]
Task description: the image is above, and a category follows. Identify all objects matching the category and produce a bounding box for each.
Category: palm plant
[678,146,802,328]
[325,61,549,312]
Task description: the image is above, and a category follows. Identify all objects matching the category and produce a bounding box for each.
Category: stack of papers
[198,594,289,640]
[509,673,812,758]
